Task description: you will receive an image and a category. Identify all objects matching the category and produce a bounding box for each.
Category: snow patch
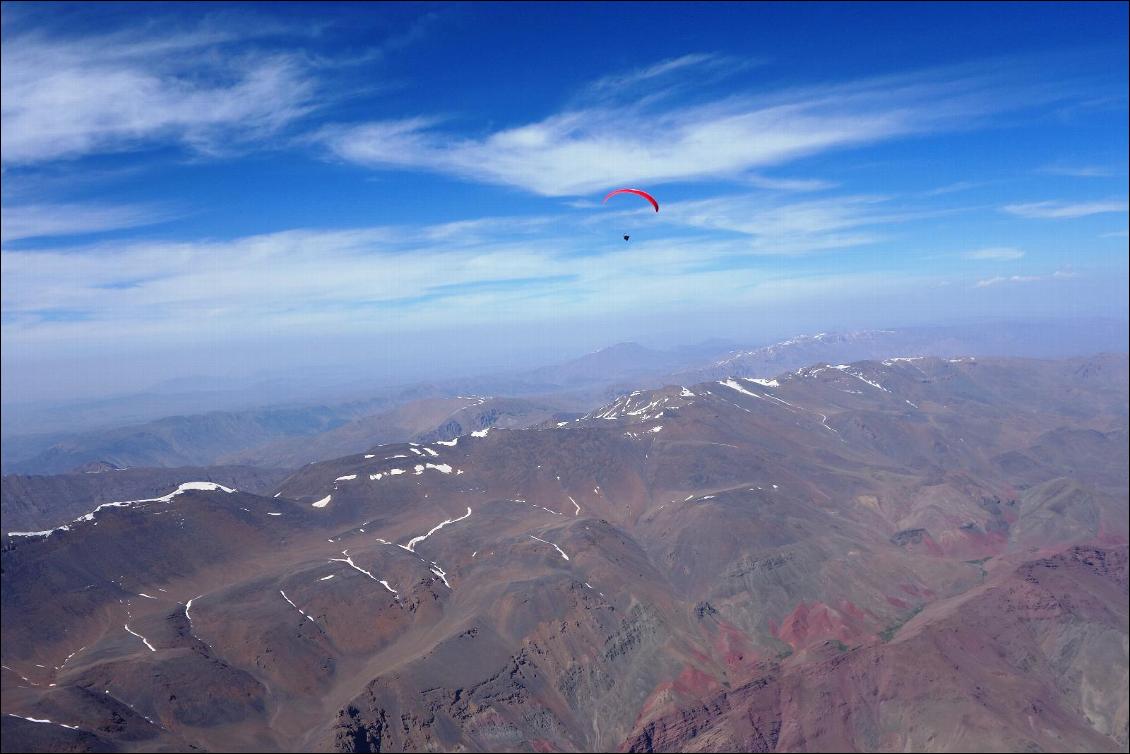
[719,379,763,398]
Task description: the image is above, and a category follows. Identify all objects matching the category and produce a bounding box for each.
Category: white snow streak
[529,535,570,561]
[429,562,451,588]
[399,507,472,552]
[123,624,156,652]
[7,714,80,730]
[328,554,399,598]
[279,590,315,622]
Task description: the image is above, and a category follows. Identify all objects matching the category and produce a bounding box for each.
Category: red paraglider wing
[603,188,659,212]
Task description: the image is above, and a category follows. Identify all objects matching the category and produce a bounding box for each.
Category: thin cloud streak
[975,269,1078,288]
[1,203,175,242]
[318,59,1091,196]
[962,247,1025,261]
[1002,199,1129,219]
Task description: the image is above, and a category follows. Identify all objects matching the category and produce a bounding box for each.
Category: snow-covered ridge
[709,330,898,368]
[6,482,236,539]
[585,387,694,422]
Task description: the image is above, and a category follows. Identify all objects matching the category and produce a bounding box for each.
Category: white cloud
[317,60,1081,196]
[974,269,1077,288]
[1,203,173,242]
[0,211,926,349]
[1,23,319,164]
[1002,199,1129,219]
[974,275,1040,288]
[655,193,948,254]
[962,247,1024,261]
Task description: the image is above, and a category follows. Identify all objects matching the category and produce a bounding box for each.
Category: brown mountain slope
[2,355,1126,752]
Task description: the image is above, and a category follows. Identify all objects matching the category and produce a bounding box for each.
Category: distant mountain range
[4,319,1125,477]
[2,353,1126,752]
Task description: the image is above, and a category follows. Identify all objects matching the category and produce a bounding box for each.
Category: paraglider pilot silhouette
[603,188,659,241]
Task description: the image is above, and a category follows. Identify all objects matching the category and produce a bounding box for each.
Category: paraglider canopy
[603,188,659,213]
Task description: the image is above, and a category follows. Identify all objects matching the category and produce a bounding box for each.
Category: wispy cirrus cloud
[0,20,322,165]
[317,57,1090,196]
[1038,163,1121,177]
[576,52,762,108]
[962,247,1024,261]
[1002,198,1128,219]
[0,202,175,243]
[655,192,950,254]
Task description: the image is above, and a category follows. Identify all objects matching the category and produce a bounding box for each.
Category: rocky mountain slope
[2,355,1126,752]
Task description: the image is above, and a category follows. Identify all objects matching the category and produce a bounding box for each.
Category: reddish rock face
[773,600,875,651]
[2,356,1127,752]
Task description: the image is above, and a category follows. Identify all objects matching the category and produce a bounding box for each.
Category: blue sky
[2,2,1127,402]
